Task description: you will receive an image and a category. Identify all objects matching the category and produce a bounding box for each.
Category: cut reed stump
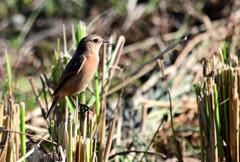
[194,57,240,162]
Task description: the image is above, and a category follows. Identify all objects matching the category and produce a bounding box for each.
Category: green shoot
[5,50,11,92]
[51,120,54,151]
[94,69,100,123]
[222,41,227,64]
[20,102,26,161]
[65,96,75,114]
[213,84,223,157]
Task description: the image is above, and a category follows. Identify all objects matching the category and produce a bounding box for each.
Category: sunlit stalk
[20,102,26,161]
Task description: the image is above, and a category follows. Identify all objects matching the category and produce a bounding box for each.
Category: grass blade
[140,114,167,161]
[168,89,183,162]
[20,102,26,161]
[68,116,73,162]
[5,50,11,92]
[213,84,223,157]
[94,69,100,123]
[65,96,75,114]
[222,41,227,64]
[51,120,54,151]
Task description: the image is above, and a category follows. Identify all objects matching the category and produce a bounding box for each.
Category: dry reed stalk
[68,115,73,162]
[99,43,107,160]
[137,98,197,110]
[0,104,3,141]
[63,126,69,155]
[59,146,65,161]
[74,97,79,140]
[87,111,92,139]
[57,122,64,147]
[3,129,56,144]
[157,59,165,77]
[92,138,97,162]
[141,105,147,135]
[0,115,10,161]
[103,115,117,162]
[0,136,9,161]
[80,112,87,139]
[76,135,82,162]
[228,73,239,162]
[28,77,45,111]
[116,114,122,146]
[6,98,14,161]
[208,79,218,161]
[81,140,86,162]
[99,104,106,159]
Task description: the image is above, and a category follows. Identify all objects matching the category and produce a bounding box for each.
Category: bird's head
[77,35,109,54]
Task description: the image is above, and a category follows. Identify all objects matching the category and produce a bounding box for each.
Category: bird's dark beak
[102,40,109,43]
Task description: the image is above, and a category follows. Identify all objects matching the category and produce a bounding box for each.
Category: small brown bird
[46,35,109,119]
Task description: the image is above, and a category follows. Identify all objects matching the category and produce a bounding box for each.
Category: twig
[3,129,57,145]
[168,88,183,162]
[40,74,49,110]
[28,77,45,112]
[136,97,197,109]
[103,115,117,161]
[109,150,166,160]
[140,114,168,161]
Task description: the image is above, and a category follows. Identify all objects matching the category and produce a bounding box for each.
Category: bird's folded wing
[53,55,86,96]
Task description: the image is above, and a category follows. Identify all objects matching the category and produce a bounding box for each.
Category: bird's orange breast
[58,53,99,96]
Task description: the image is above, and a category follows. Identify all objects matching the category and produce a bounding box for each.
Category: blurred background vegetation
[0,0,240,161]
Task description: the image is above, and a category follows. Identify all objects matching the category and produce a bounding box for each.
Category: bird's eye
[93,39,98,43]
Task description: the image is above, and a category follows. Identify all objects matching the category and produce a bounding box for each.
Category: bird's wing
[53,55,86,96]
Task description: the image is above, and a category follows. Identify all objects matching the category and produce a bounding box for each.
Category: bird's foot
[70,96,90,114]
[78,103,91,114]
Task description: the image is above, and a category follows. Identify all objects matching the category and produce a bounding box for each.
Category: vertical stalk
[69,116,73,162]
[5,50,11,92]
[168,89,183,162]
[94,70,100,123]
[213,84,223,157]
[79,90,86,104]
[65,96,75,115]
[51,120,54,151]
[193,83,204,162]
[223,41,227,64]
[20,102,26,161]
[77,21,86,106]
[222,71,228,152]
[89,120,93,162]
[86,139,90,162]
[204,79,210,126]
[198,106,205,162]
[63,24,67,55]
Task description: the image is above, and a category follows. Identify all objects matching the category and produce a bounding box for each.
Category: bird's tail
[45,95,62,119]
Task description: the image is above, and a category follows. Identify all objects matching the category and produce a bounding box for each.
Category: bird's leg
[71,96,91,114]
[70,97,76,108]
[71,96,82,106]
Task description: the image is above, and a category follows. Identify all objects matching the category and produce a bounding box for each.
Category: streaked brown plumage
[46,35,109,119]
